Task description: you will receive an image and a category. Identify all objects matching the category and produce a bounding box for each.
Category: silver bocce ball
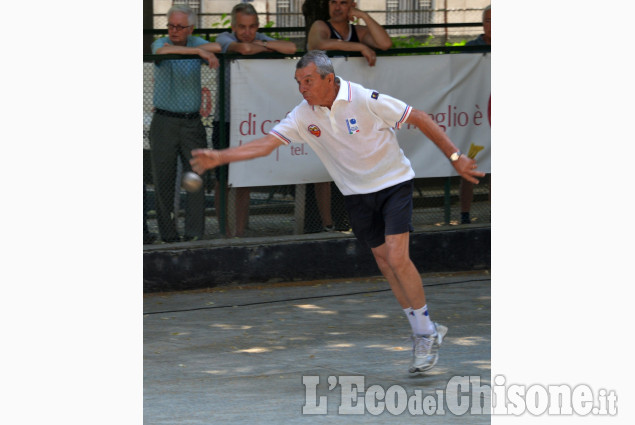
[181,171,203,192]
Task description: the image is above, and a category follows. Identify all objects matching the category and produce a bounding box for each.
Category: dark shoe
[460,212,471,224]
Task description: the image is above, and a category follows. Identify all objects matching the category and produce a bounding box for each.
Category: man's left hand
[199,49,219,68]
[453,155,486,184]
[348,7,367,24]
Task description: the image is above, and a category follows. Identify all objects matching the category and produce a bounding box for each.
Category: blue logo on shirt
[346,118,359,134]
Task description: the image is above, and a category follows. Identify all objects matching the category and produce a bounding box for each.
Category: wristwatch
[449,151,462,162]
[263,40,268,48]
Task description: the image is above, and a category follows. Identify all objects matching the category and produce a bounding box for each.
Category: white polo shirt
[270,77,415,195]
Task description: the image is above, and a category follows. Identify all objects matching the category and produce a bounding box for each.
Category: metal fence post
[217,56,227,236]
[444,177,451,225]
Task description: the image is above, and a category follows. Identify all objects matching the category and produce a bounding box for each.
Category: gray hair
[231,3,259,26]
[483,5,491,21]
[167,4,197,26]
[296,50,335,78]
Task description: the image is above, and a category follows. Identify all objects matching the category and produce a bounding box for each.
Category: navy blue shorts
[344,179,414,248]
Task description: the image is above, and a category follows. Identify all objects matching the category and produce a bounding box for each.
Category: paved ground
[144,270,491,424]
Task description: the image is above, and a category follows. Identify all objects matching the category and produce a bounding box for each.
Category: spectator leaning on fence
[306,0,392,232]
[466,5,491,47]
[213,3,297,238]
[218,3,297,55]
[190,50,485,374]
[307,0,392,67]
[459,4,491,224]
[148,4,221,243]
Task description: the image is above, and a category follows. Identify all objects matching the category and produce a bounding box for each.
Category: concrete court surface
[144,270,491,424]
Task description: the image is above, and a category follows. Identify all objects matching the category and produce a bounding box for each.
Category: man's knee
[386,254,412,272]
[371,246,389,267]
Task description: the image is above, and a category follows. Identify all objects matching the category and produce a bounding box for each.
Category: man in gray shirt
[213,3,296,237]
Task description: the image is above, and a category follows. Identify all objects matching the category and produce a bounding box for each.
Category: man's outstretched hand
[190,149,222,175]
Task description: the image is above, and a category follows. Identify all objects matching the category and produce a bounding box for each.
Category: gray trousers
[149,113,206,240]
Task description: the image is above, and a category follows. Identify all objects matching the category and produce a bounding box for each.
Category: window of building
[386,0,434,35]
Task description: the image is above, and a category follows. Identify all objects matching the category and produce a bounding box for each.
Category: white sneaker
[408,322,448,373]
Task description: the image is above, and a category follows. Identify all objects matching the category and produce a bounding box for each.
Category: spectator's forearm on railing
[155,42,221,68]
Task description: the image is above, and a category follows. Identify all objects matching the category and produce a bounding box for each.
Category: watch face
[450,152,460,161]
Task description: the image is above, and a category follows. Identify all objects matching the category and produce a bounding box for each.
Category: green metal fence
[143,45,490,244]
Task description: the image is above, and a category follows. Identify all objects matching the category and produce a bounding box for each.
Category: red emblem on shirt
[308,124,321,137]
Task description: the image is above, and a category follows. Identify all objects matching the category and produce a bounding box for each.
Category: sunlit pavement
[144,271,491,424]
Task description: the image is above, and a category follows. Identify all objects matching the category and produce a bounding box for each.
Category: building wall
[153,0,491,28]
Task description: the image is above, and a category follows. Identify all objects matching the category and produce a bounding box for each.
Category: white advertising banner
[228,53,490,187]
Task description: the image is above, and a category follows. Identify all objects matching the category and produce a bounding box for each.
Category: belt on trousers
[155,108,200,119]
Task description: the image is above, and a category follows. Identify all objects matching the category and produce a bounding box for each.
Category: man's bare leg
[371,232,426,310]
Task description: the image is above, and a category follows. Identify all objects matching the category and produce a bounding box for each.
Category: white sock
[403,307,417,332]
[411,305,435,336]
